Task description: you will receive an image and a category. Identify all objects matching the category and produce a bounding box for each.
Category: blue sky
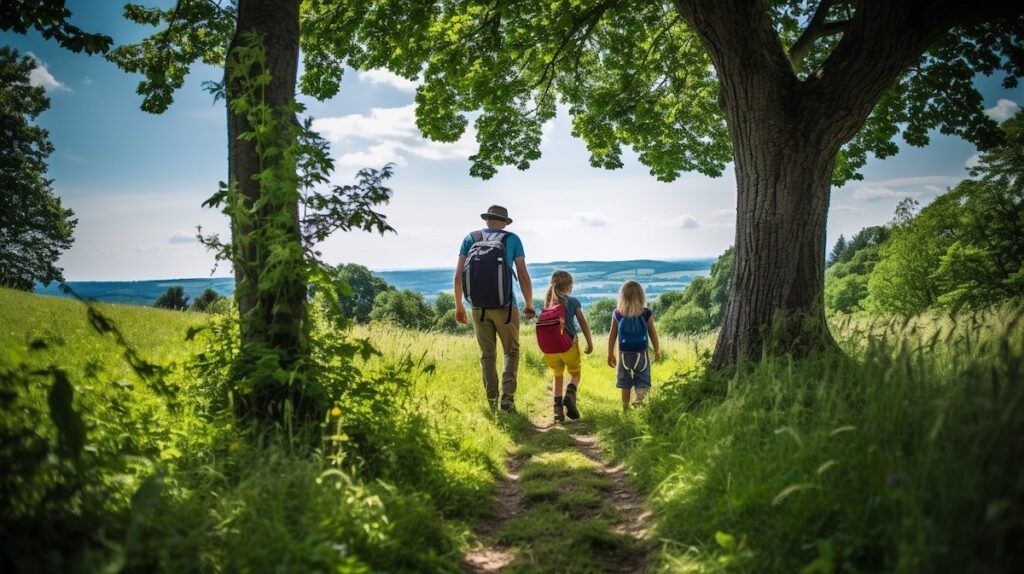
[4,1,1022,280]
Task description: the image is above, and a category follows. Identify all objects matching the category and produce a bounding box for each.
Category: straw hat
[480,205,513,224]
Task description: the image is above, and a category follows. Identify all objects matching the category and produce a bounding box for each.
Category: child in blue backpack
[607,280,660,412]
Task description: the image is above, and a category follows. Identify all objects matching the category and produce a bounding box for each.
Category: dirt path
[462,410,654,573]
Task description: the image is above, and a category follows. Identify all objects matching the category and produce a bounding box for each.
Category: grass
[3,287,1021,572]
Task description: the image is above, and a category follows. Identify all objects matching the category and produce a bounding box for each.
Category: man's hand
[523,305,536,321]
[455,305,467,324]
[607,353,616,368]
[584,340,593,354]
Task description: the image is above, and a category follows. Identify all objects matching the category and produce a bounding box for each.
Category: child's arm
[607,319,618,367]
[575,307,593,354]
[647,313,661,362]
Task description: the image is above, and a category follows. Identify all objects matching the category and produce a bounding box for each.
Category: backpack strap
[470,229,484,243]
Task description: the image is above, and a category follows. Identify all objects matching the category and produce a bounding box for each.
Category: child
[607,280,660,412]
[537,270,593,422]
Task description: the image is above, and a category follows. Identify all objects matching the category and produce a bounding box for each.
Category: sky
[4,1,1022,281]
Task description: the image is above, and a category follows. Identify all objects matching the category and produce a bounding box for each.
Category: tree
[0,0,112,55]
[657,246,735,334]
[827,235,846,266]
[867,195,959,315]
[329,263,393,323]
[154,285,189,310]
[190,287,227,313]
[0,48,77,291]
[370,289,434,330]
[587,297,617,333]
[334,0,1022,368]
[108,1,397,423]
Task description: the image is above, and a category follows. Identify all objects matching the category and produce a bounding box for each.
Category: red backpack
[536,303,574,354]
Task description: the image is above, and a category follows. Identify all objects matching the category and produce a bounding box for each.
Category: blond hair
[545,270,574,307]
[617,280,646,317]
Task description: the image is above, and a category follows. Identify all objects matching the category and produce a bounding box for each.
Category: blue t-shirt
[459,228,525,271]
[562,296,582,338]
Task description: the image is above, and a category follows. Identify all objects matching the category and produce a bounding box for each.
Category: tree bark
[672,0,973,368]
[226,0,309,417]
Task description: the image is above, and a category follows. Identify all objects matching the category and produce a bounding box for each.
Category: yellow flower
[330,406,342,417]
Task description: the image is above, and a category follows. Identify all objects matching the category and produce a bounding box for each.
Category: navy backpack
[462,230,515,322]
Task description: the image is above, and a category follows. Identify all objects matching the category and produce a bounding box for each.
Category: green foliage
[658,246,734,336]
[0,47,77,291]
[606,305,1024,573]
[587,297,617,333]
[827,225,890,268]
[0,0,112,54]
[153,285,189,311]
[370,289,434,331]
[650,290,685,319]
[189,288,227,313]
[326,262,393,323]
[106,0,235,113]
[862,114,1024,314]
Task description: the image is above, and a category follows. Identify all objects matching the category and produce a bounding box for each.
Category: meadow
[1,287,1021,572]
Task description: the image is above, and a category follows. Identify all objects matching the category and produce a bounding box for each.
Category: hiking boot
[499,394,516,414]
[563,384,580,420]
[553,397,565,423]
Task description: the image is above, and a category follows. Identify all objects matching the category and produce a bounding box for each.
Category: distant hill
[35,258,716,307]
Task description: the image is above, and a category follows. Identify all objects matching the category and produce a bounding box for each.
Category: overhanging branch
[788,0,850,71]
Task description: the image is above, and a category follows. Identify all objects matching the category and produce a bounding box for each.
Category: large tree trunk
[714,115,839,367]
[674,0,961,368]
[226,0,310,419]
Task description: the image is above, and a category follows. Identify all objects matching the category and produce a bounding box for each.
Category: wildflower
[330,406,342,417]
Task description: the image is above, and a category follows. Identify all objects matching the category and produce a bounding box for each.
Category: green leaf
[715,530,736,550]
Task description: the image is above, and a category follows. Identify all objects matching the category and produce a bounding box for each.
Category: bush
[370,289,434,330]
[190,288,227,313]
[659,302,710,335]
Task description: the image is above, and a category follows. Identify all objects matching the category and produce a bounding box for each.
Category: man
[455,205,535,413]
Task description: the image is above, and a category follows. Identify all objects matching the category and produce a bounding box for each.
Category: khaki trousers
[471,307,520,402]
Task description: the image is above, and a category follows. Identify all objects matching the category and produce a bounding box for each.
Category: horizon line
[53,256,720,283]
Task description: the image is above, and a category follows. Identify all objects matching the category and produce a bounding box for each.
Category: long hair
[544,270,574,307]
[617,280,646,317]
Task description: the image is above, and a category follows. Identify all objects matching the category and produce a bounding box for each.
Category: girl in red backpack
[607,280,660,412]
[536,270,593,422]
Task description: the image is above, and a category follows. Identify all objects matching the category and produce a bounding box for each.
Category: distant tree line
[154,287,229,313]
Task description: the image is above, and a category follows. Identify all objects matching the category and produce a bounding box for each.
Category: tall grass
[603,303,1024,572]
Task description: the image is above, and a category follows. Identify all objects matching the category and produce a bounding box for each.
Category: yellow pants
[543,339,581,377]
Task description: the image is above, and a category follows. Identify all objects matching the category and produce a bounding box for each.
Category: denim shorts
[616,351,651,389]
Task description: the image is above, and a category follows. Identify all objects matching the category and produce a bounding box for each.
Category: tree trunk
[226,0,310,419]
[674,0,967,368]
[712,118,839,368]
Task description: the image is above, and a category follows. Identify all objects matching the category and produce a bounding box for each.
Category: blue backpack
[615,309,650,352]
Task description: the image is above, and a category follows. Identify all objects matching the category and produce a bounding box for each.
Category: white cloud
[830,204,861,213]
[26,53,68,92]
[985,98,1020,123]
[313,104,478,166]
[965,153,982,170]
[359,69,420,92]
[645,215,702,229]
[572,212,609,227]
[851,186,921,201]
[168,230,198,244]
[711,208,735,217]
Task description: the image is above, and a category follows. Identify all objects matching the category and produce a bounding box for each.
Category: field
[1,287,1021,572]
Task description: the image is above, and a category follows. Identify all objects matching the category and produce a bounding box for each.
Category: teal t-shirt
[562,296,582,338]
[459,228,525,271]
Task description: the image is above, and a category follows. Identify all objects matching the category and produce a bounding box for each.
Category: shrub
[153,286,189,310]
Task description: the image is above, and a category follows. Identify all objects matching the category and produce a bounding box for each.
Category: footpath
[462,398,654,573]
